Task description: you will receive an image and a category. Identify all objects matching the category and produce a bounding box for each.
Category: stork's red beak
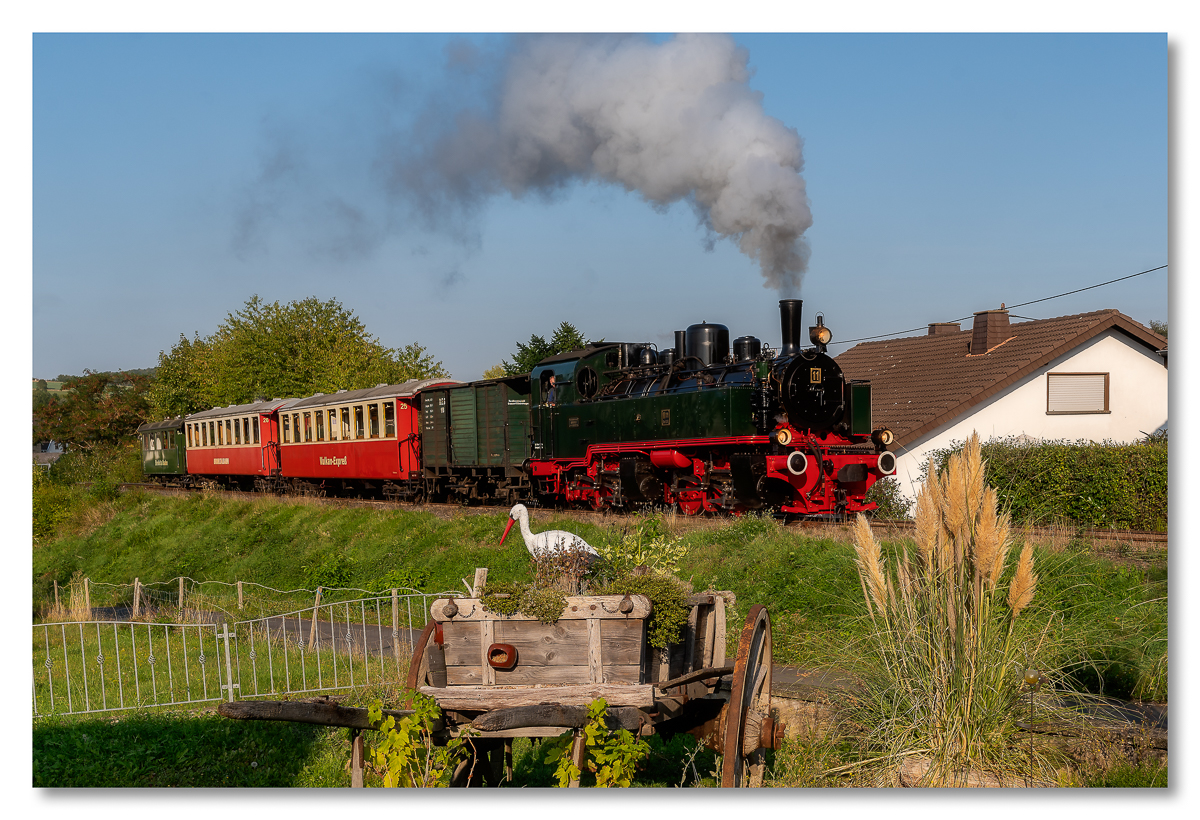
[500,517,515,545]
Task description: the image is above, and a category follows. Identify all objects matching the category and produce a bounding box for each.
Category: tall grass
[841,433,1074,786]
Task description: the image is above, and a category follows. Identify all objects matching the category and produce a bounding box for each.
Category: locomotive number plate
[810,368,823,384]
[661,409,671,426]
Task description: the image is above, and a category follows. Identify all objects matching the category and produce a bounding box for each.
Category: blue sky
[32,33,1166,381]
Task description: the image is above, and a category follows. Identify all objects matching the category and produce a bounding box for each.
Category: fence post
[391,589,400,670]
[178,577,185,609]
[221,622,236,702]
[53,580,59,609]
[132,577,141,618]
[307,587,323,650]
[472,568,488,598]
[237,581,244,611]
[84,577,90,614]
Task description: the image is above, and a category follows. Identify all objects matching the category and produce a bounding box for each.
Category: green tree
[481,364,507,380]
[1149,319,1167,338]
[148,296,450,417]
[34,371,151,451]
[32,380,51,415]
[502,321,590,375]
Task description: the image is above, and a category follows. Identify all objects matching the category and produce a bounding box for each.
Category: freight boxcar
[420,377,533,504]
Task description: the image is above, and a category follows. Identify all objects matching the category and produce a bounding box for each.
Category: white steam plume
[389,34,812,294]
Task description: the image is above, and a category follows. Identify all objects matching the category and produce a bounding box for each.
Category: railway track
[117,483,1167,549]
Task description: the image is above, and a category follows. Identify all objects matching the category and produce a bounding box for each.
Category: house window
[1047,373,1109,414]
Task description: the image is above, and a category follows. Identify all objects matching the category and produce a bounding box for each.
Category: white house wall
[890,330,1167,504]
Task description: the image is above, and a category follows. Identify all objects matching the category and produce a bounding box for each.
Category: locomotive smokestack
[674,330,686,360]
[779,299,803,356]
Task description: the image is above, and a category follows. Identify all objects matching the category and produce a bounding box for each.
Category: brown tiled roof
[835,309,1167,446]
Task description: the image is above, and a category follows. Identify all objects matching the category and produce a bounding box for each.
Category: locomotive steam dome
[685,322,730,366]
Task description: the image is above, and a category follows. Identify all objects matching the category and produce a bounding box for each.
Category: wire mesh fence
[34,572,464,624]
[32,588,456,718]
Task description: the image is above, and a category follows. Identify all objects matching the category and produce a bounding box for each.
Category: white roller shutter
[1047,373,1108,413]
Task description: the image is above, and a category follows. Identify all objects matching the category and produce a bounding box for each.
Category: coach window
[282,414,292,444]
[385,401,396,437]
[327,409,338,440]
[253,417,260,444]
[242,418,250,445]
[341,407,352,439]
[292,413,300,444]
[355,405,365,438]
[168,432,174,449]
[369,403,380,438]
[234,418,241,445]
[315,409,325,441]
[216,421,223,446]
[300,412,310,442]
[226,419,233,445]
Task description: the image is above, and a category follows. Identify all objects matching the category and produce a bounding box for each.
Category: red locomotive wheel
[721,605,772,787]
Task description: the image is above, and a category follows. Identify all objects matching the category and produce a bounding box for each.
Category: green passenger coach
[137,417,189,486]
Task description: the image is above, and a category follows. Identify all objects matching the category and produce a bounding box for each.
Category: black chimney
[674,330,686,360]
[779,299,803,356]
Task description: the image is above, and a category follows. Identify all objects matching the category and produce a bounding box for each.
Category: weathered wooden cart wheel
[405,620,435,690]
[721,605,772,787]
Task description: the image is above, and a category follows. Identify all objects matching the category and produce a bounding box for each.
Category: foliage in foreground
[541,699,651,787]
[366,693,475,787]
[842,434,1069,786]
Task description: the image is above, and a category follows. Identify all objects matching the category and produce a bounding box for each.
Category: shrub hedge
[923,436,1167,531]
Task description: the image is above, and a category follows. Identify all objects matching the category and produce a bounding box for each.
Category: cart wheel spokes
[721,605,772,787]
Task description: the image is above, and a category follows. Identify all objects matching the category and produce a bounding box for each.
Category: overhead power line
[830,264,1167,347]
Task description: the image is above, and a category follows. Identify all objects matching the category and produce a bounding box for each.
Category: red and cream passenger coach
[278,379,458,500]
[184,398,299,490]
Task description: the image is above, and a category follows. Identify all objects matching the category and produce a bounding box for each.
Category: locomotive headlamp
[775,428,793,445]
[809,316,832,347]
[872,428,895,449]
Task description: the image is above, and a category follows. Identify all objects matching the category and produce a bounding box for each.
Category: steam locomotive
[138,300,895,516]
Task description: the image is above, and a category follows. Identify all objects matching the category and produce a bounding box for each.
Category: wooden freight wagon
[407,571,779,787]
[420,378,534,505]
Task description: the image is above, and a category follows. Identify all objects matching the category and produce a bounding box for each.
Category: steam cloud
[387,34,812,293]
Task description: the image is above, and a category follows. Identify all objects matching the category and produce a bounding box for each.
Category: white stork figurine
[500,503,599,561]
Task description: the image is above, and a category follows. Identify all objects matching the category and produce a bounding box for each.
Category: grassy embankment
[32,487,1167,787]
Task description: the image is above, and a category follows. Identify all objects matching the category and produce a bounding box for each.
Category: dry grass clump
[843,432,1068,786]
[42,571,93,622]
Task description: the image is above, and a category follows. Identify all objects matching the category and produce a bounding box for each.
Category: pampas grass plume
[1007,542,1037,617]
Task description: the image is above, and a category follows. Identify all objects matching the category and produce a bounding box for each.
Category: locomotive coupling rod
[655,665,735,691]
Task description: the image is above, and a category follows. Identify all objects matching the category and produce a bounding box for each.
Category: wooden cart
[406,570,780,787]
